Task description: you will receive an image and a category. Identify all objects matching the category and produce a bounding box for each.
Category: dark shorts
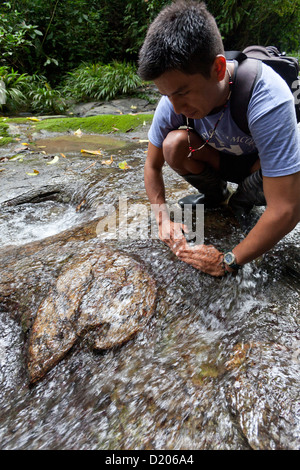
[219,151,259,184]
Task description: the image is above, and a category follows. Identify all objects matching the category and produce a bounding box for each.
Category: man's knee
[162,130,188,170]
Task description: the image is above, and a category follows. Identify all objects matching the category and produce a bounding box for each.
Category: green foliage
[1,0,300,85]
[27,80,67,114]
[0,2,43,70]
[62,62,143,102]
[0,66,66,114]
[0,0,171,82]
[0,66,29,112]
[206,0,300,51]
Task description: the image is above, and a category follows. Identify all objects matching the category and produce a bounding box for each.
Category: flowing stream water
[0,134,299,450]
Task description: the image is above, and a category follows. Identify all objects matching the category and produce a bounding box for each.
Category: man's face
[154,68,224,119]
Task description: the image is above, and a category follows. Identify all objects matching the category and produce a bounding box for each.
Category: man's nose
[169,96,185,115]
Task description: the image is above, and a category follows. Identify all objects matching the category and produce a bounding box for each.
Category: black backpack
[226,45,300,135]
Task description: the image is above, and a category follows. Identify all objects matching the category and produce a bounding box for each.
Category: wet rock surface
[70,97,157,117]
[26,239,156,383]
[0,111,299,450]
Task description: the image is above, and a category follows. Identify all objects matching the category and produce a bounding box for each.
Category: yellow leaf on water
[130,105,137,110]
[118,160,130,170]
[0,168,5,172]
[76,199,86,212]
[27,117,41,122]
[47,155,59,165]
[9,154,24,161]
[26,169,39,176]
[101,155,113,165]
[60,153,67,158]
[81,149,102,156]
[21,142,29,146]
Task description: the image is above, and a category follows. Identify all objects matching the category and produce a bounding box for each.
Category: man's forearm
[233,206,300,266]
[144,164,170,224]
[144,163,165,204]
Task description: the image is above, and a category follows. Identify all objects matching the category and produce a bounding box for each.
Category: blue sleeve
[248,64,300,177]
[148,96,185,148]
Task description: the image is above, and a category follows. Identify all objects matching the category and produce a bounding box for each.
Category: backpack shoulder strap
[226,51,262,135]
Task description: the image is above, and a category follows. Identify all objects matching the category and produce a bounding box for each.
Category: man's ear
[212,55,227,81]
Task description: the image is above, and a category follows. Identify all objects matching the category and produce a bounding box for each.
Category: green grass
[33,114,153,134]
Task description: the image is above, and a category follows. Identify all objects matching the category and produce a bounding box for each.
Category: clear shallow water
[0,145,299,450]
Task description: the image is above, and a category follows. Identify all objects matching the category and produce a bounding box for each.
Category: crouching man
[138,0,300,276]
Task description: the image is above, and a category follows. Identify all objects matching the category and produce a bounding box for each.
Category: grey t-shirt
[148,63,300,177]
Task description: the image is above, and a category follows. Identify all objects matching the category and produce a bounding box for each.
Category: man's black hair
[138,0,224,80]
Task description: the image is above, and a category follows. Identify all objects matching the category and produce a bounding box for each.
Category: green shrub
[27,79,67,114]
[0,66,29,112]
[0,66,66,114]
[62,61,143,102]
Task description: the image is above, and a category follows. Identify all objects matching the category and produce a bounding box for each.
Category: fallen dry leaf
[46,155,59,165]
[101,155,113,165]
[26,169,39,176]
[119,160,131,170]
[76,199,86,212]
[81,149,102,156]
[9,155,24,161]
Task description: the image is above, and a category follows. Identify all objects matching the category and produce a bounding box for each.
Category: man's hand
[158,218,188,254]
[176,242,226,277]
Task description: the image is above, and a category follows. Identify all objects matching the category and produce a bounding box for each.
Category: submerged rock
[0,220,156,384]
[225,341,300,450]
[28,246,156,383]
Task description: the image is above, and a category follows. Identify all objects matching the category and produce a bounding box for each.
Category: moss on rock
[0,122,14,146]
[33,114,153,134]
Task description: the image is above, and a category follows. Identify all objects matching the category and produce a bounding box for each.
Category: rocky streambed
[0,112,299,450]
